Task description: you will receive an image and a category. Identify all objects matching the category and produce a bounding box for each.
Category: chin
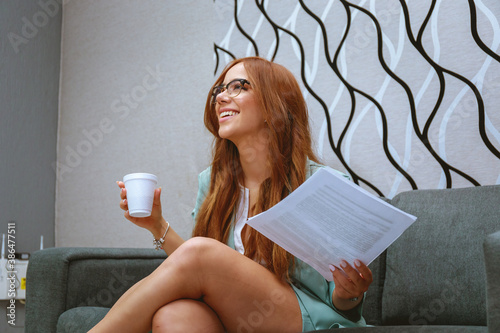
[218,130,232,141]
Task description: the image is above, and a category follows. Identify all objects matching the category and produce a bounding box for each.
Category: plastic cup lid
[123,173,158,183]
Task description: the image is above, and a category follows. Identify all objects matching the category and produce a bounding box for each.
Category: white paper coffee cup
[123,173,158,217]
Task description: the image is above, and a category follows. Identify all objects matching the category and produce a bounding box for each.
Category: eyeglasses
[211,79,250,103]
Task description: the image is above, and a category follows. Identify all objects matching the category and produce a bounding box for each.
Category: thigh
[152,299,224,333]
[167,237,303,333]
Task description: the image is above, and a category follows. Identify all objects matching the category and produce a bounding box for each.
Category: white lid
[123,173,158,183]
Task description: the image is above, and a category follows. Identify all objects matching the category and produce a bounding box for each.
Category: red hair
[193,57,318,280]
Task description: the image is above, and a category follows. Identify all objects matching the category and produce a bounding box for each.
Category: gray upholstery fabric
[484,230,500,333]
[362,251,386,326]
[383,185,500,326]
[65,256,164,309]
[57,307,109,333]
[25,186,499,332]
[25,247,166,333]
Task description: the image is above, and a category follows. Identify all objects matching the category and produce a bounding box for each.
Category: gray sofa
[25,184,500,332]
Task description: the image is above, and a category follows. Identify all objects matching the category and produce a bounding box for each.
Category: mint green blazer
[191,160,367,331]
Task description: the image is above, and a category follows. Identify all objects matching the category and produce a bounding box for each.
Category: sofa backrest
[363,250,386,325]
[380,184,500,326]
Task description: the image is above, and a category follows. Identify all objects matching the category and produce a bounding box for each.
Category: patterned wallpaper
[213,0,500,198]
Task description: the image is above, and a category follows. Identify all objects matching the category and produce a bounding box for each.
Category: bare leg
[89,237,302,333]
[152,299,224,333]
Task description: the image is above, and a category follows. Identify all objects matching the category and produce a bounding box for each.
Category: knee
[152,305,171,333]
[152,303,187,333]
[152,300,223,333]
[162,237,224,271]
[182,236,221,252]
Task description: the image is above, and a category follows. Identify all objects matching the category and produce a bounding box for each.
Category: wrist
[151,218,168,239]
[153,220,170,251]
[332,290,363,310]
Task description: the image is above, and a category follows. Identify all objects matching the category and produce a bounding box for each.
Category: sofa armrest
[484,230,500,333]
[25,247,166,333]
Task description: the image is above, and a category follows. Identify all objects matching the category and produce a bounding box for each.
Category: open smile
[220,111,240,118]
[219,109,240,124]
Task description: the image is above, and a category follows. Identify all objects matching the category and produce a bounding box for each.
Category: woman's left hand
[330,260,373,310]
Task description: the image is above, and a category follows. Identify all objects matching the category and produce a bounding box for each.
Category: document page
[247,167,417,281]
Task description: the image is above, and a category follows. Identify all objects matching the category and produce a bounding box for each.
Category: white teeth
[220,111,239,118]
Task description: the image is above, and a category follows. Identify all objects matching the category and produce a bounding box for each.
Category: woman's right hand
[117,181,165,235]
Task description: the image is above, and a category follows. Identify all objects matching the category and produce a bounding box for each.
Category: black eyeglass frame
[211,79,251,103]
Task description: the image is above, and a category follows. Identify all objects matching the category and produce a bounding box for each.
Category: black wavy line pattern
[213,0,500,196]
[234,0,259,56]
[213,44,236,75]
[398,0,482,187]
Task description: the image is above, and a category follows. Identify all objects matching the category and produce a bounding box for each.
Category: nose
[215,89,231,104]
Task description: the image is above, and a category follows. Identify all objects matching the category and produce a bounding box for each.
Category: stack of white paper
[247,167,417,281]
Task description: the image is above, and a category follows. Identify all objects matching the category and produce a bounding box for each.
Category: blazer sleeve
[191,166,212,224]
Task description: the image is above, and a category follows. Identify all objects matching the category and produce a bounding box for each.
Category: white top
[234,186,249,254]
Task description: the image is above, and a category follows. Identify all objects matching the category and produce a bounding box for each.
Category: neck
[234,138,270,189]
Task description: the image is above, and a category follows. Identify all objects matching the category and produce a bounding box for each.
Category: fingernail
[329,264,335,272]
[341,260,348,268]
[123,199,127,205]
[355,259,361,267]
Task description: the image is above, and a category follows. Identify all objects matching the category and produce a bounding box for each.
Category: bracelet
[153,221,170,250]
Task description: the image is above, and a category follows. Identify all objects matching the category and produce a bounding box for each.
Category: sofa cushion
[57,307,109,333]
[484,230,500,332]
[65,256,164,309]
[382,185,500,326]
[362,252,385,326]
[25,247,167,333]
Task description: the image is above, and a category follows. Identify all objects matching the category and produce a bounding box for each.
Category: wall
[213,0,500,197]
[0,0,61,331]
[55,1,214,247]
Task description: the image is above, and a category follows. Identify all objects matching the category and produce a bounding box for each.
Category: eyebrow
[220,78,248,86]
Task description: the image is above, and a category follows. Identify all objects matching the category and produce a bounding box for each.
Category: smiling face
[214,63,267,146]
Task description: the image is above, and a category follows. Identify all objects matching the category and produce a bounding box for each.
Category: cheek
[245,102,264,122]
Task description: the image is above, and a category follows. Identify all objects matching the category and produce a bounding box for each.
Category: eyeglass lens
[212,79,247,100]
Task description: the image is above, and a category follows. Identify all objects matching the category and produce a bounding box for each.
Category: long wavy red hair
[192,57,318,281]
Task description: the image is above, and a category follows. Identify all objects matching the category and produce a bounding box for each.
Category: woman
[90,57,372,332]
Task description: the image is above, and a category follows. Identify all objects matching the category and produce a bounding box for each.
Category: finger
[124,210,133,220]
[354,259,373,284]
[330,264,349,280]
[330,265,356,291]
[120,198,128,211]
[330,265,357,298]
[340,260,369,288]
[116,181,125,189]
[120,187,127,200]
[335,261,370,296]
[340,260,361,281]
[153,187,162,206]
